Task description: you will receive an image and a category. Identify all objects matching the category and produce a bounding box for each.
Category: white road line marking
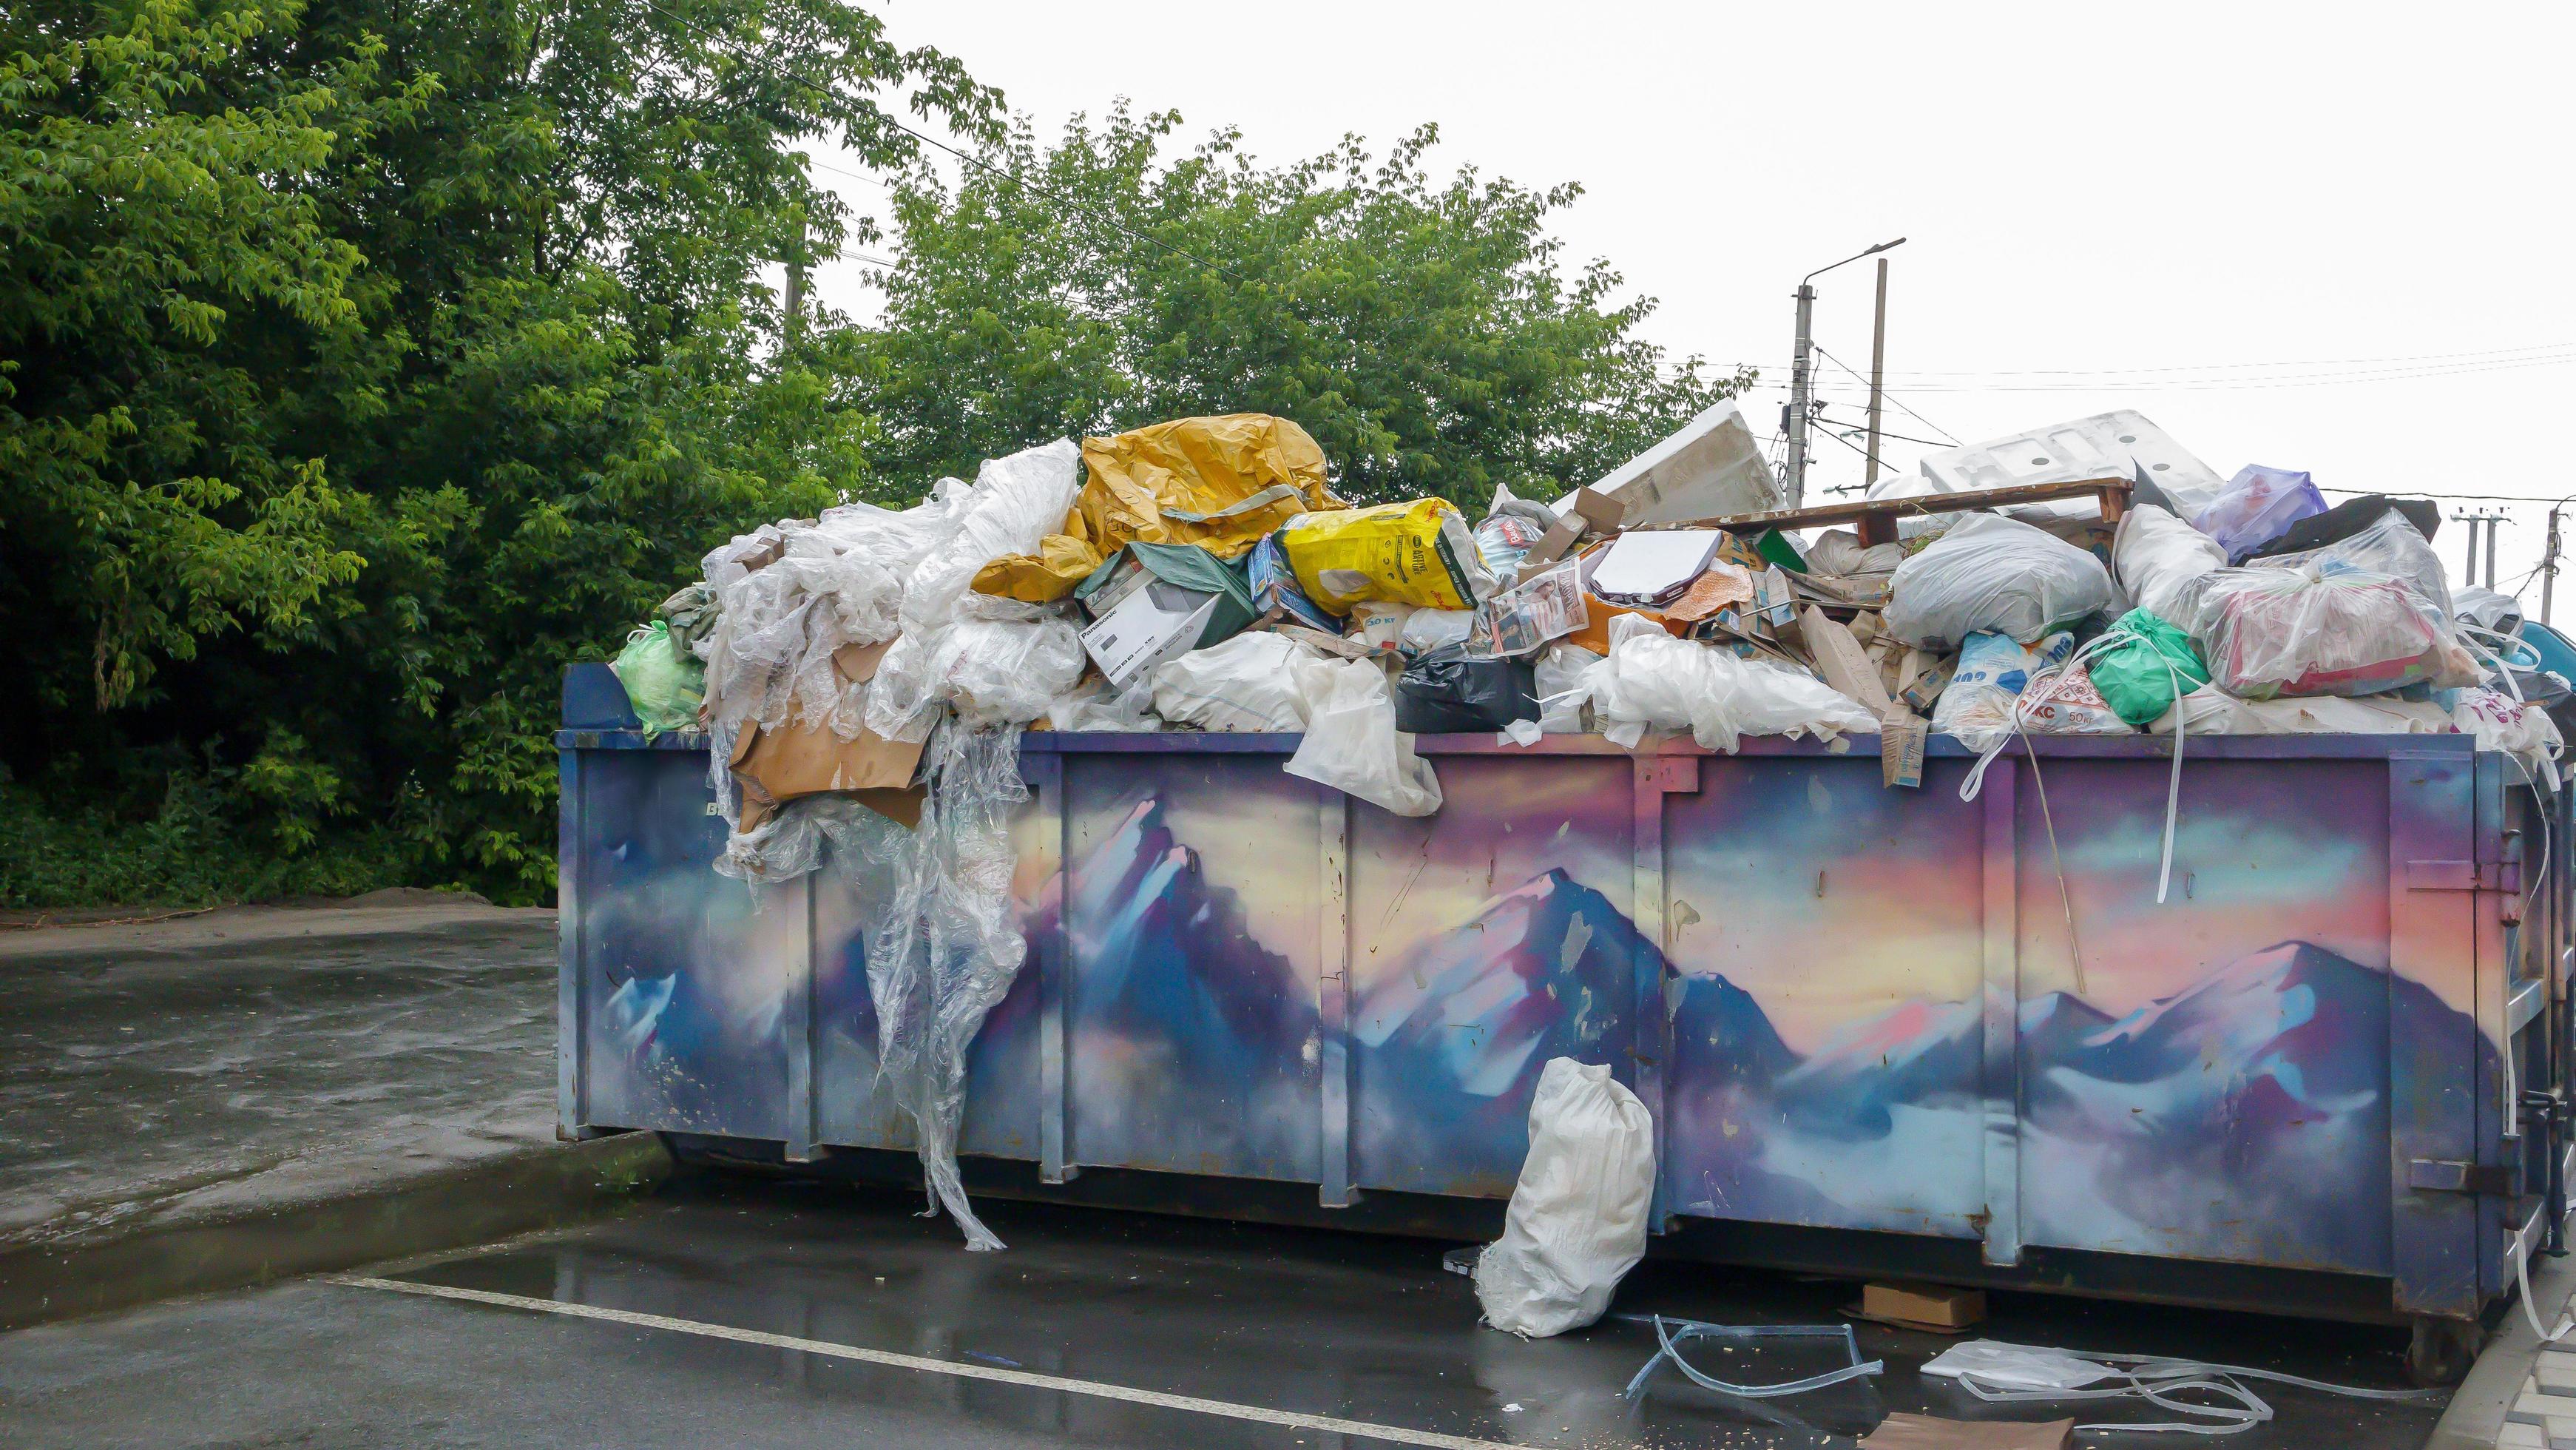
[334,1276,1527,1450]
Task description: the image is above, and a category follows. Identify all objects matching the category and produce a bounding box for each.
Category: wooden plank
[1638,476,2133,536]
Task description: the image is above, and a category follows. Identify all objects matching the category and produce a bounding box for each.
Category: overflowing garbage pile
[604,403,2569,1248]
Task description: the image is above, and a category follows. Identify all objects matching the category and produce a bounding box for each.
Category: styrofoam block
[1871,409,2228,522]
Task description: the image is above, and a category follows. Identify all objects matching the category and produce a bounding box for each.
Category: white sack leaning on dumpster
[601,405,2569,1250]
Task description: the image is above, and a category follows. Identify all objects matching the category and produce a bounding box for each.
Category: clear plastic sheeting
[1282,654,1443,816]
[1884,512,2116,650]
[870,610,1086,741]
[2149,686,2452,738]
[856,725,1032,1251]
[1532,643,1601,733]
[712,791,908,887]
[1576,616,1879,753]
[2257,508,2451,618]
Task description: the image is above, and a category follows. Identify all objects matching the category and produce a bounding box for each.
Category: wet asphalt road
[0,1173,2447,1449]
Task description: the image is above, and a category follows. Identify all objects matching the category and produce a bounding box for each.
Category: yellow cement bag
[974,414,1341,602]
[1279,498,1497,613]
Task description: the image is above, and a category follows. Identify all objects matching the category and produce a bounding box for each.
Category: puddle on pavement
[387,1176,2444,1450]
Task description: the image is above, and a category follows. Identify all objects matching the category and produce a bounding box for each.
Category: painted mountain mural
[720,781,2478,1276]
[1350,868,1651,1195]
[1027,793,1322,1181]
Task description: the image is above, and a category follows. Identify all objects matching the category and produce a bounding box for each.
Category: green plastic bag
[2087,607,2209,726]
[611,621,705,738]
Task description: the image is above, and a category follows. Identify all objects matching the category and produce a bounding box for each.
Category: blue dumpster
[556,662,2566,1372]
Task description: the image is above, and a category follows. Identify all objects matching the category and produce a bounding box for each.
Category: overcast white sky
[817,1,2575,613]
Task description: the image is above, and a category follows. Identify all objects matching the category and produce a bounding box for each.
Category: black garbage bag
[1394,647,1538,733]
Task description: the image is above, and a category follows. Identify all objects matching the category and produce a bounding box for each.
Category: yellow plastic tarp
[973,414,1339,601]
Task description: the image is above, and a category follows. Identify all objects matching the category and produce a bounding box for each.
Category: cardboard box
[1898,651,1955,715]
[1862,1280,1985,1330]
[1081,581,1222,690]
[1880,706,1927,790]
[1518,486,1626,572]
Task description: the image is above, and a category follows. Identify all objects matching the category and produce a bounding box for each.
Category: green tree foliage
[1,0,993,906]
[2,4,1749,911]
[859,106,1750,505]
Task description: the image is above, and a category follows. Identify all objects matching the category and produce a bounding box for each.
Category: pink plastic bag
[2188,567,2446,699]
[2194,465,2325,563]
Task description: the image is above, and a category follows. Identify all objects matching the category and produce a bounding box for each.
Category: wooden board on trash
[1640,476,2133,547]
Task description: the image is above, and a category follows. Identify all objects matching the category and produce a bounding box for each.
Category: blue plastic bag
[2194,465,2326,564]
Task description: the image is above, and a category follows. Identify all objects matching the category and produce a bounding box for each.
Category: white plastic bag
[2148,685,2452,737]
[1576,617,1879,752]
[1152,632,1315,732]
[2452,687,2564,790]
[1803,527,1903,576]
[1884,512,2116,649]
[1932,632,2075,752]
[1282,655,1443,816]
[2015,662,2134,736]
[2113,503,2225,624]
[1472,1058,1656,1338]
[1532,642,1600,733]
[1398,608,1483,658]
[868,611,1086,741]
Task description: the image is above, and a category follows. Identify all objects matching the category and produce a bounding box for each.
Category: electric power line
[1808,343,1962,445]
[1814,414,1955,450]
[1677,342,2575,383]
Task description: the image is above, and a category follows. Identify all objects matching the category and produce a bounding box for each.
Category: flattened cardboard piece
[1662,562,1758,623]
[1803,605,1895,715]
[1859,1412,2072,1450]
[832,637,894,685]
[728,709,926,834]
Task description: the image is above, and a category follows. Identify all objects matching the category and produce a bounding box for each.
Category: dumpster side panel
[1056,754,1323,1183]
[1660,755,1987,1237]
[575,748,795,1141]
[2010,759,2396,1275]
[1345,755,1638,1200]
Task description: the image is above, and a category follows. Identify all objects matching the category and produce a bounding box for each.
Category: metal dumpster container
[556,663,2567,1375]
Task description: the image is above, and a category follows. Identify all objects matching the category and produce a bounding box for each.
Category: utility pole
[1787,237,1905,509]
[2456,511,2485,587]
[1786,284,1814,507]
[2545,506,2564,624]
[1864,256,1889,488]
[2487,512,2502,595]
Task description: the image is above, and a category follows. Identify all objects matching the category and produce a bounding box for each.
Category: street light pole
[1786,285,1815,507]
[1786,237,1905,509]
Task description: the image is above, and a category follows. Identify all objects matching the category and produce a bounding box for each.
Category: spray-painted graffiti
[567,739,2489,1281]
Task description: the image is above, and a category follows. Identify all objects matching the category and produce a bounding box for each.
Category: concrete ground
[0,893,663,1326]
[0,1175,2451,1449]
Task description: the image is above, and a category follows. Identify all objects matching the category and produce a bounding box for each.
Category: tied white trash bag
[1577,616,1878,752]
[2112,503,2225,624]
[1532,642,1601,732]
[1884,512,2115,650]
[1473,1059,1656,1338]
[1282,654,1443,816]
[1152,631,1314,732]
